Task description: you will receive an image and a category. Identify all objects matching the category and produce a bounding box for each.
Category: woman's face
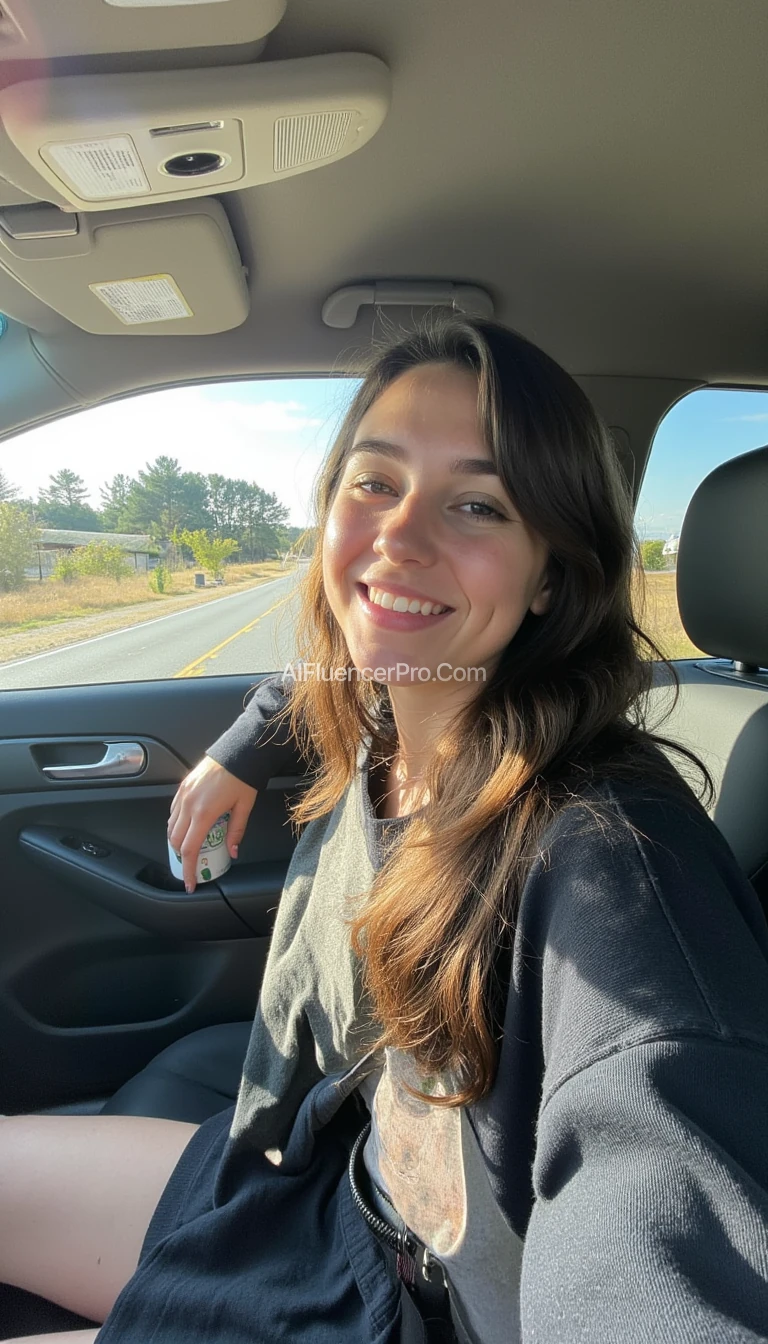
[322,362,551,686]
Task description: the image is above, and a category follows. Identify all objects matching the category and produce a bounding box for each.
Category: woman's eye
[457,500,508,522]
[352,476,394,496]
[349,478,508,521]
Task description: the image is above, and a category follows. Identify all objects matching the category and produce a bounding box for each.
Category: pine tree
[0,469,19,502]
[124,456,209,539]
[39,469,90,509]
[99,474,133,531]
[38,469,101,531]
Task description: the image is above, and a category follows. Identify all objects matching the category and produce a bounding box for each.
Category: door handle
[41,742,147,780]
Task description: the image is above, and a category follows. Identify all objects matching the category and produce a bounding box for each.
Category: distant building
[30,529,156,578]
[662,534,680,558]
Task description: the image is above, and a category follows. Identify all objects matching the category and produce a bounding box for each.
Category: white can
[168,812,231,885]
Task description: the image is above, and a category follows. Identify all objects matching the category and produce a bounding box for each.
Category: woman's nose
[372,493,437,565]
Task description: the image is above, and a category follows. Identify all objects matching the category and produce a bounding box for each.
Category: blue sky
[6,377,767,536]
[635,388,768,539]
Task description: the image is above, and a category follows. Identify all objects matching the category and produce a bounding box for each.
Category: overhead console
[0,54,390,211]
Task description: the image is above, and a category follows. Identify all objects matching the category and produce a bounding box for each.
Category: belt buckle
[403,1240,454,1339]
[396,1223,419,1287]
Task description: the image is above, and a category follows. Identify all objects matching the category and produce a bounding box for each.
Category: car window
[0,378,359,690]
[3,381,765,689]
[635,388,768,659]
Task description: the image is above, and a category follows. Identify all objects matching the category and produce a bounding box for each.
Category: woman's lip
[355,582,454,630]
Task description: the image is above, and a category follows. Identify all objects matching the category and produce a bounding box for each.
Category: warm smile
[355,582,455,630]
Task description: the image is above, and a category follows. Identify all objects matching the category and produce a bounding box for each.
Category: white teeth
[367,586,447,616]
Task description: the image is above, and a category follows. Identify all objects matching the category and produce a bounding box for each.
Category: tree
[38,469,102,531]
[39,469,89,509]
[125,457,209,539]
[640,539,666,571]
[0,470,18,502]
[206,474,242,539]
[173,528,239,580]
[236,483,290,561]
[99,474,133,531]
[0,502,38,591]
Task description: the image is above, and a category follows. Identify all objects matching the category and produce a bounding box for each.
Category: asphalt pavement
[0,571,302,690]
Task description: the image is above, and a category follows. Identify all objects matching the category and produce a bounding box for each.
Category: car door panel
[0,675,299,1115]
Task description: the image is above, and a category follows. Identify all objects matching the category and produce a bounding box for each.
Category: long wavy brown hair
[271,314,711,1107]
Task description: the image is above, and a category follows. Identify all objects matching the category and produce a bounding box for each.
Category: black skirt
[95,1072,406,1343]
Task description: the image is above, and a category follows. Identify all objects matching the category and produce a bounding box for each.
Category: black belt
[348,1121,458,1343]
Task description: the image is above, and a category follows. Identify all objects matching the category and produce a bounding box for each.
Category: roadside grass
[633,570,705,660]
[0,562,291,636]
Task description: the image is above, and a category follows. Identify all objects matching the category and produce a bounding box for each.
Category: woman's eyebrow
[349,437,499,476]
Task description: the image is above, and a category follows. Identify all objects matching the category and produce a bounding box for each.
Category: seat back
[647,443,768,901]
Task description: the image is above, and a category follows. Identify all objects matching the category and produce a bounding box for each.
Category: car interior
[0,0,766,1335]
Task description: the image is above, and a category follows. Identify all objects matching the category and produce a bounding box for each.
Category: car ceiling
[0,0,766,481]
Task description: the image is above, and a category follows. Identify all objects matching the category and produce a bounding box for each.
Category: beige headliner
[0,0,766,487]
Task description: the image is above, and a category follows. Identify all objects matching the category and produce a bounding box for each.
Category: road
[0,571,302,690]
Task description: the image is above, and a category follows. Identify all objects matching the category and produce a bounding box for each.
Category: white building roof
[38,529,153,552]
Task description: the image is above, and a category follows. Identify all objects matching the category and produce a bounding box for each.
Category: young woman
[3,317,767,1344]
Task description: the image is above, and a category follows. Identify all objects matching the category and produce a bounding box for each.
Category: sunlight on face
[322,363,550,687]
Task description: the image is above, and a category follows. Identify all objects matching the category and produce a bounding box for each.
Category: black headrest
[676,443,768,669]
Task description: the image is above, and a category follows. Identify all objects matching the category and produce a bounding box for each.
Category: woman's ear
[529,567,553,616]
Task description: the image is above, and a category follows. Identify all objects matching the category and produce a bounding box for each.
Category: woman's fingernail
[231,844,239,858]
[185,883,193,893]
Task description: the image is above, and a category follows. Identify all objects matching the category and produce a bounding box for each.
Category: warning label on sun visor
[45,137,150,200]
[90,275,194,325]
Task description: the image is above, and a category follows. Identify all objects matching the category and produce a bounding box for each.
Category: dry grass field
[632,570,705,660]
[0,561,289,636]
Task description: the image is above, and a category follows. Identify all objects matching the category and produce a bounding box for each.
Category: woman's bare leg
[7,1332,100,1343]
[0,1114,199,1326]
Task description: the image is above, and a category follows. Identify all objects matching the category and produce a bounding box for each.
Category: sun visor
[0,265,69,332]
[0,54,391,211]
[0,199,249,335]
[0,0,286,59]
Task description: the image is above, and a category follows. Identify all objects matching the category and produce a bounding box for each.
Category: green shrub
[52,552,79,582]
[640,539,666,571]
[149,564,171,594]
[171,528,239,581]
[0,502,38,592]
[54,542,132,582]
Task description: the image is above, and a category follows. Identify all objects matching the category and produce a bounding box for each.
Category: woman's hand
[167,756,257,892]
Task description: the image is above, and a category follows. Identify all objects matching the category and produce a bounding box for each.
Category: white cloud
[3,385,333,525]
[204,398,324,434]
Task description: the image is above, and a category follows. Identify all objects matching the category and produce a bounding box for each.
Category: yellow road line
[173,595,291,679]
